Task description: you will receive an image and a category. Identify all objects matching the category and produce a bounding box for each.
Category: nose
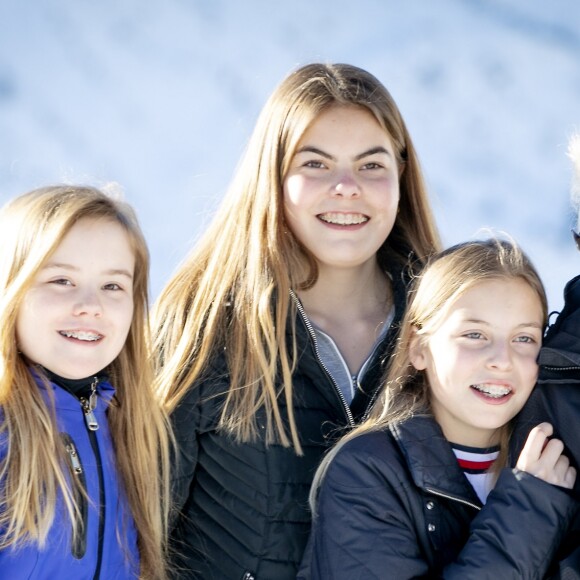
[72,289,103,318]
[487,340,512,371]
[332,169,360,198]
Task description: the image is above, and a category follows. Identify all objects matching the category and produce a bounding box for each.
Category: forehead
[298,105,386,141]
[49,218,135,265]
[443,278,543,323]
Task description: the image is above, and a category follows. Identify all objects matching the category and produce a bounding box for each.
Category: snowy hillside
[1,0,579,310]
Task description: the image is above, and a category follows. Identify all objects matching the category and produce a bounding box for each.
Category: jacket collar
[32,368,116,406]
[390,415,482,507]
[290,259,411,421]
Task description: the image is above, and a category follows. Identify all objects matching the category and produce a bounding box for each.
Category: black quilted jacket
[513,273,580,577]
[167,273,408,579]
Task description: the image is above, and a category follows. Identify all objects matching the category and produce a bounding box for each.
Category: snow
[1,0,579,310]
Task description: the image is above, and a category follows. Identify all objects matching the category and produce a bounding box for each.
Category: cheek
[120,301,135,336]
[283,175,305,208]
[522,356,539,385]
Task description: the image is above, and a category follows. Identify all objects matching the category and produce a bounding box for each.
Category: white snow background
[1,0,579,312]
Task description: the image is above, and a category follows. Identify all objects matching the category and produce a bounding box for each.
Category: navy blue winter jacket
[299,415,578,579]
[0,375,139,579]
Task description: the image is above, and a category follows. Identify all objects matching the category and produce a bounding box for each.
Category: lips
[318,212,369,225]
[59,330,103,342]
[470,383,512,399]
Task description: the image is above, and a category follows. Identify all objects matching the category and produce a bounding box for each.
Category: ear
[409,329,427,371]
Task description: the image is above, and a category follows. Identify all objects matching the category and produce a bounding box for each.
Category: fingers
[516,423,576,489]
[516,422,553,470]
[563,466,577,489]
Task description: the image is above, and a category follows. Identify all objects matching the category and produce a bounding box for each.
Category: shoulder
[323,429,407,490]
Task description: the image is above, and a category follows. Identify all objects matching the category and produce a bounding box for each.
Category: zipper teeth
[425,487,481,511]
[542,365,580,371]
[361,388,380,422]
[291,291,355,426]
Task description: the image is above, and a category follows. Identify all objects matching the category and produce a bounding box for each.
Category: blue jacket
[0,376,139,579]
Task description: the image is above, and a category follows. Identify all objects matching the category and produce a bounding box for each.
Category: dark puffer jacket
[298,416,578,580]
[512,274,580,577]
[168,274,408,580]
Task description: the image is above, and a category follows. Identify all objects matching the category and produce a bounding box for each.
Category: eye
[303,160,326,169]
[103,282,123,291]
[463,331,484,339]
[360,162,383,170]
[514,335,536,344]
[50,278,73,287]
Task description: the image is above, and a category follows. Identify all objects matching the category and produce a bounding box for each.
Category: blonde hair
[0,185,170,579]
[310,238,548,509]
[153,63,441,453]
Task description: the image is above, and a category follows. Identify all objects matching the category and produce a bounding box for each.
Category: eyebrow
[295,145,392,161]
[463,318,543,330]
[43,262,134,279]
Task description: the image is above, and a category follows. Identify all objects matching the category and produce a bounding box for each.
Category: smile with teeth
[59,330,103,342]
[471,383,512,398]
[318,212,369,225]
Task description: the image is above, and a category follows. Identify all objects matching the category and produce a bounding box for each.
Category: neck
[297,260,391,326]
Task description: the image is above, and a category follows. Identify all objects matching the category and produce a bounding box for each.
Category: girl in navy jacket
[300,239,578,579]
[0,186,171,579]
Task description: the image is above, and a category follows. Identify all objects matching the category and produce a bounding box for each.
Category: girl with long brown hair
[153,62,440,579]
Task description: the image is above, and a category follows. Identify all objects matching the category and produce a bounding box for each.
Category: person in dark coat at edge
[511,133,580,577]
[151,63,441,580]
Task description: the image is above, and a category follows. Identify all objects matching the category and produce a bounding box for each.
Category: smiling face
[409,278,544,447]
[16,218,135,379]
[283,105,400,271]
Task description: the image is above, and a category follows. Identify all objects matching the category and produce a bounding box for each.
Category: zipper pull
[80,377,99,431]
[65,441,83,474]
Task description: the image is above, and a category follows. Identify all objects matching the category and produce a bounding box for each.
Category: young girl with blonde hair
[153,62,441,578]
[300,238,577,579]
[0,185,171,579]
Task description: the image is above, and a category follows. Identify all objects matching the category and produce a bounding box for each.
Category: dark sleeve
[512,383,580,482]
[299,440,432,580]
[444,469,579,579]
[169,352,229,521]
[169,384,201,516]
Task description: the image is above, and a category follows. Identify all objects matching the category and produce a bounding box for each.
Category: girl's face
[16,218,135,380]
[283,105,400,271]
[410,278,544,447]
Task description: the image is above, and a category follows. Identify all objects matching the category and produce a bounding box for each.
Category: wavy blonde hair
[0,185,170,579]
[310,237,548,510]
[153,63,441,453]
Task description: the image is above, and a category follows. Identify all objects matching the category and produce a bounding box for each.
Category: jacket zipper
[291,291,355,426]
[542,365,580,371]
[79,378,99,431]
[61,433,88,559]
[424,487,481,511]
[79,377,105,580]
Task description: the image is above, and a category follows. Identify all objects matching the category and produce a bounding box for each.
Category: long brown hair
[153,63,441,453]
[0,185,171,579]
[310,237,548,509]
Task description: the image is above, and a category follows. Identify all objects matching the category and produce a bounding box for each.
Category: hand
[516,422,576,490]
